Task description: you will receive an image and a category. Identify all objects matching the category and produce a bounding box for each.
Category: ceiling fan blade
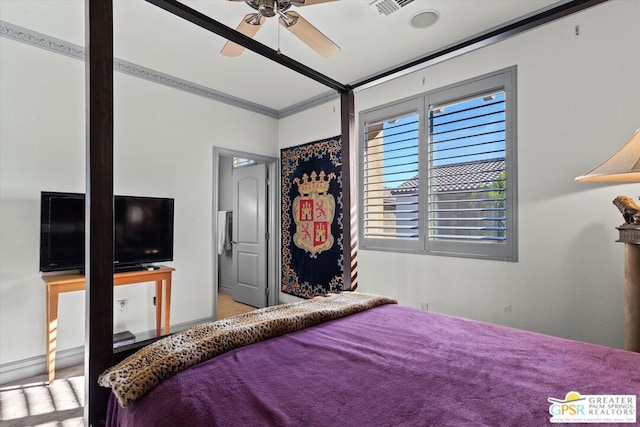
[220,13,265,57]
[279,11,339,57]
[289,0,336,6]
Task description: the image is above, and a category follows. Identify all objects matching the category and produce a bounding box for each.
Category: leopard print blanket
[99,292,397,407]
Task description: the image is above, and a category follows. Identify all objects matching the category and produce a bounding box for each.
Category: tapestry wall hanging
[281,136,343,298]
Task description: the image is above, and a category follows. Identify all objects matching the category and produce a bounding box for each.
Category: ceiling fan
[221,0,340,58]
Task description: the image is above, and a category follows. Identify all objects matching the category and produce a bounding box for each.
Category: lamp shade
[575,129,640,182]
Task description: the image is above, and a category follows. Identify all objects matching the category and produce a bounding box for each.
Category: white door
[231,163,267,308]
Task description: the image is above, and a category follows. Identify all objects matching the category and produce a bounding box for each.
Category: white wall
[279,0,640,349]
[0,35,279,375]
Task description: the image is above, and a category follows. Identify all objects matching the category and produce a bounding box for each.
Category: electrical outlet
[504,304,512,313]
[118,299,127,313]
[420,302,429,311]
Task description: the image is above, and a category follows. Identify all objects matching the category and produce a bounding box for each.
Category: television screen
[114,196,174,266]
[40,192,85,271]
[39,192,174,272]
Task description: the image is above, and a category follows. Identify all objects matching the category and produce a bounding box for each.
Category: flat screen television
[40,191,174,272]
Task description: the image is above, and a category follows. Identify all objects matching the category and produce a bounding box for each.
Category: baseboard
[219,283,233,295]
[0,346,84,385]
[0,317,213,385]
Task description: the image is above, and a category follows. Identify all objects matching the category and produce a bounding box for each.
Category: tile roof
[390,158,505,194]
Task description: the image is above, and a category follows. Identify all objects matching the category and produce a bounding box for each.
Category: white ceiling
[1,0,568,112]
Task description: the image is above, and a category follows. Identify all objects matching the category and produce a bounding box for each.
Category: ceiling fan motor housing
[247,0,293,17]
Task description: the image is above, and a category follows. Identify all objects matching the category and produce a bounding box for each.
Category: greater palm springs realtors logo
[548,391,636,423]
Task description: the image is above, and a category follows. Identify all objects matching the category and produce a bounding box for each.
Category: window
[232,157,257,168]
[359,68,517,261]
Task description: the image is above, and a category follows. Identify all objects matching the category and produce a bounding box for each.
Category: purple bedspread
[107,304,640,426]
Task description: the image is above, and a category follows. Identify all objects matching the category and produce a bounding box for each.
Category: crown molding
[0,20,327,119]
[111,58,278,118]
[0,20,84,59]
[278,90,339,118]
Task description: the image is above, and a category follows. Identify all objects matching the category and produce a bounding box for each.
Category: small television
[40,192,174,272]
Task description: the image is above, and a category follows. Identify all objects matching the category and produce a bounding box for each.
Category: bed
[100,293,640,426]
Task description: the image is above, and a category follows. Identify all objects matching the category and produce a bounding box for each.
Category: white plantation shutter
[359,68,517,261]
[363,114,420,238]
[428,92,506,242]
[360,98,424,251]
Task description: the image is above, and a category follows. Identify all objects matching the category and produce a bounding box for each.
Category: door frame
[212,146,280,320]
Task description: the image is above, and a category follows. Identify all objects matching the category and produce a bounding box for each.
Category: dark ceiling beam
[351,0,609,90]
[144,0,348,93]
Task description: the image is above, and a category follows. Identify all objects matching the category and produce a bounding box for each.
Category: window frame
[358,67,518,261]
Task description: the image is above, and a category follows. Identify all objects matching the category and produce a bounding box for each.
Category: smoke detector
[370,0,415,16]
[409,10,439,29]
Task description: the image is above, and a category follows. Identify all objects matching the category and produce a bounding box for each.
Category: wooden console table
[42,266,175,384]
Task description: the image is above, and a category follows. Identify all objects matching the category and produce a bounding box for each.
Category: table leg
[46,287,59,384]
[155,281,162,337]
[625,243,640,352]
[164,275,172,335]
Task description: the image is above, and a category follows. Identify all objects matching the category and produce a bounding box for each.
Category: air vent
[370,0,415,16]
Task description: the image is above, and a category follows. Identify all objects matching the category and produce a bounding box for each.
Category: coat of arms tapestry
[281,136,343,298]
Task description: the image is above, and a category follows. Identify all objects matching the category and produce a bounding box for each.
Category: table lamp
[576,129,640,352]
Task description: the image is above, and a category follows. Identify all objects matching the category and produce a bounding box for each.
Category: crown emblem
[293,171,335,196]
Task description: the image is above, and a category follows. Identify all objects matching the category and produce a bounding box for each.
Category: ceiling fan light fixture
[409,10,439,29]
[258,0,278,17]
[279,12,299,27]
[246,13,263,26]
